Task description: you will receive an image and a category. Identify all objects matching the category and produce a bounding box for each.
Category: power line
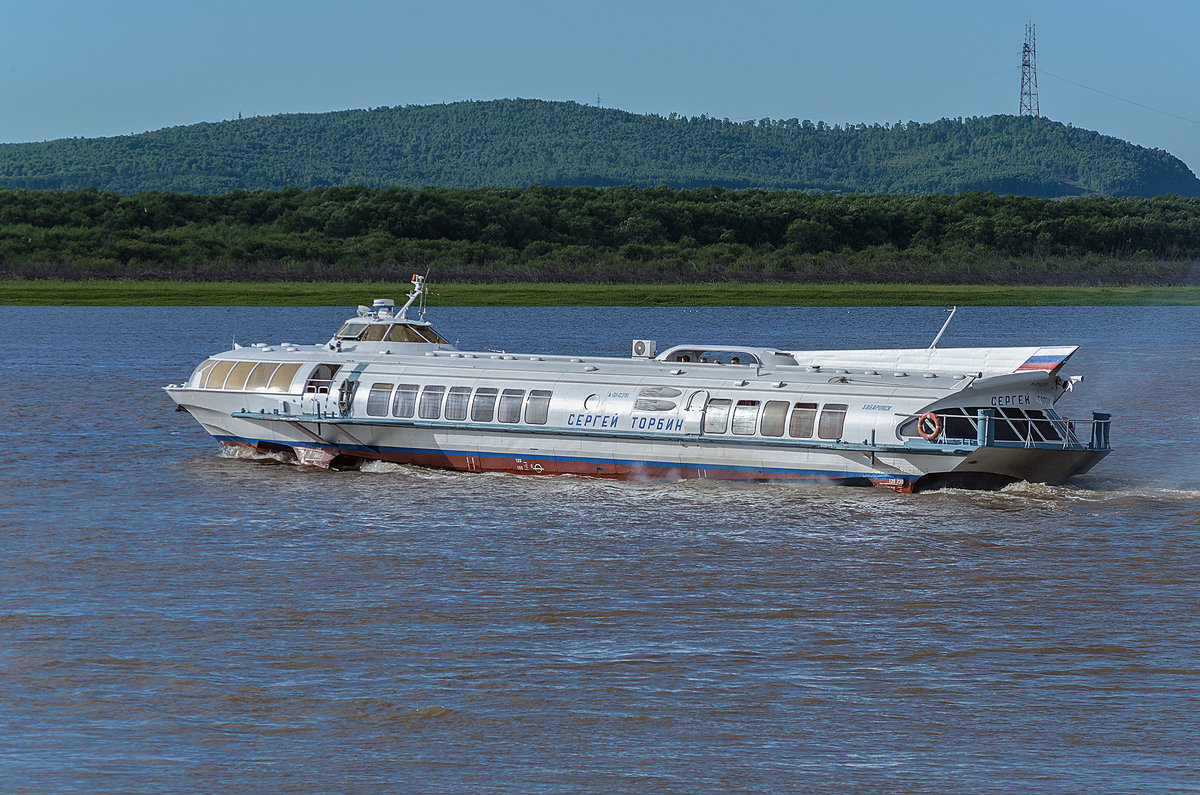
[1039,68,1200,126]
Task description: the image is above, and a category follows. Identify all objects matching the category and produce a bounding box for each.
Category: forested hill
[1,99,1196,198]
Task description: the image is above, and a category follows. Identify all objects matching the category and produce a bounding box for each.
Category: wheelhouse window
[761,400,789,437]
[817,404,848,440]
[366,383,393,416]
[391,383,419,418]
[498,389,525,423]
[731,400,761,435]
[361,324,388,341]
[525,390,552,425]
[385,324,428,343]
[471,388,498,422]
[418,385,446,419]
[445,386,471,421]
[788,402,817,438]
[336,322,368,340]
[704,398,731,434]
[413,325,448,344]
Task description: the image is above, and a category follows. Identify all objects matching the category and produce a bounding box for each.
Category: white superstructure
[165,276,1112,492]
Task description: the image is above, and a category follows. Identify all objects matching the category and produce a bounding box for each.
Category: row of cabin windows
[192,359,304,393]
[366,383,552,425]
[703,398,848,440]
[336,322,448,344]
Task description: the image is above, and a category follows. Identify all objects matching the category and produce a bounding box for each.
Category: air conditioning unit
[632,339,656,358]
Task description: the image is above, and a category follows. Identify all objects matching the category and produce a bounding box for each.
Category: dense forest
[2,186,1198,285]
[1,100,1196,198]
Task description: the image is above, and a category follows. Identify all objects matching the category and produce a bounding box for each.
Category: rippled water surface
[2,305,1199,792]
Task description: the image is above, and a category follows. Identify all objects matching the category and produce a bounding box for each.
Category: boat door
[683,390,709,435]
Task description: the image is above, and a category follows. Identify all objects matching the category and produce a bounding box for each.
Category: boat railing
[303,379,335,395]
[906,409,1111,451]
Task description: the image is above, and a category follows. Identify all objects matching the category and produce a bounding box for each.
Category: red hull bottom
[222,440,918,493]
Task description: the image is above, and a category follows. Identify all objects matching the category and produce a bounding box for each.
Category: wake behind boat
[165,277,1112,492]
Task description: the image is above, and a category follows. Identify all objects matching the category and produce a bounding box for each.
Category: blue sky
[4,0,1199,177]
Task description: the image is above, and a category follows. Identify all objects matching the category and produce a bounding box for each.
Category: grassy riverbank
[2,280,1198,306]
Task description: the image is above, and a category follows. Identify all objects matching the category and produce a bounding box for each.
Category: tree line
[1,185,1198,285]
[1,100,1196,198]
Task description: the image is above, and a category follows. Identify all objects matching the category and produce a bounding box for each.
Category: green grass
[2,279,1199,306]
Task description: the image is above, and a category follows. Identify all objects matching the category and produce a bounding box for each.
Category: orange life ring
[918,411,942,441]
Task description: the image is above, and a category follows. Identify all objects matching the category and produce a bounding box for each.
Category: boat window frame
[366,382,394,416]
[524,389,552,425]
[760,400,789,437]
[471,387,499,422]
[391,383,419,418]
[204,360,236,389]
[444,386,471,421]
[498,388,525,423]
[418,385,446,419]
[731,399,761,436]
[817,403,849,440]
[703,398,731,434]
[223,361,256,391]
[267,363,304,393]
[788,401,818,438]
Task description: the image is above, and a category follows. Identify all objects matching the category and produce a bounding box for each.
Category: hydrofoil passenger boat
[166,276,1112,492]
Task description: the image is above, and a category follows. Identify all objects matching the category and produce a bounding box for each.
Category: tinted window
[418,385,446,419]
[361,324,388,341]
[471,388,498,422]
[224,361,256,391]
[245,362,279,392]
[268,363,303,392]
[445,386,471,421]
[391,383,418,418]
[385,324,427,343]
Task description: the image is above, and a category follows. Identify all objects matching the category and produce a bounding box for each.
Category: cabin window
[525,390,552,424]
[472,387,498,422]
[268,363,303,392]
[419,385,446,419]
[818,403,848,440]
[366,383,393,416]
[204,360,235,389]
[445,386,471,421]
[190,359,217,388]
[391,383,419,418]
[760,400,789,437]
[361,324,388,342]
[788,402,818,438]
[245,362,279,392]
[704,398,731,434]
[224,361,256,391]
[732,400,761,435]
[304,363,341,394]
[498,389,525,423]
[385,324,427,343]
[336,322,368,340]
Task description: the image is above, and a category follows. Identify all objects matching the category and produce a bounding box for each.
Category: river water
[2,305,1198,793]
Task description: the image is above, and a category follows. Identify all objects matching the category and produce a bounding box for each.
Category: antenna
[929,307,957,350]
[1019,22,1040,117]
